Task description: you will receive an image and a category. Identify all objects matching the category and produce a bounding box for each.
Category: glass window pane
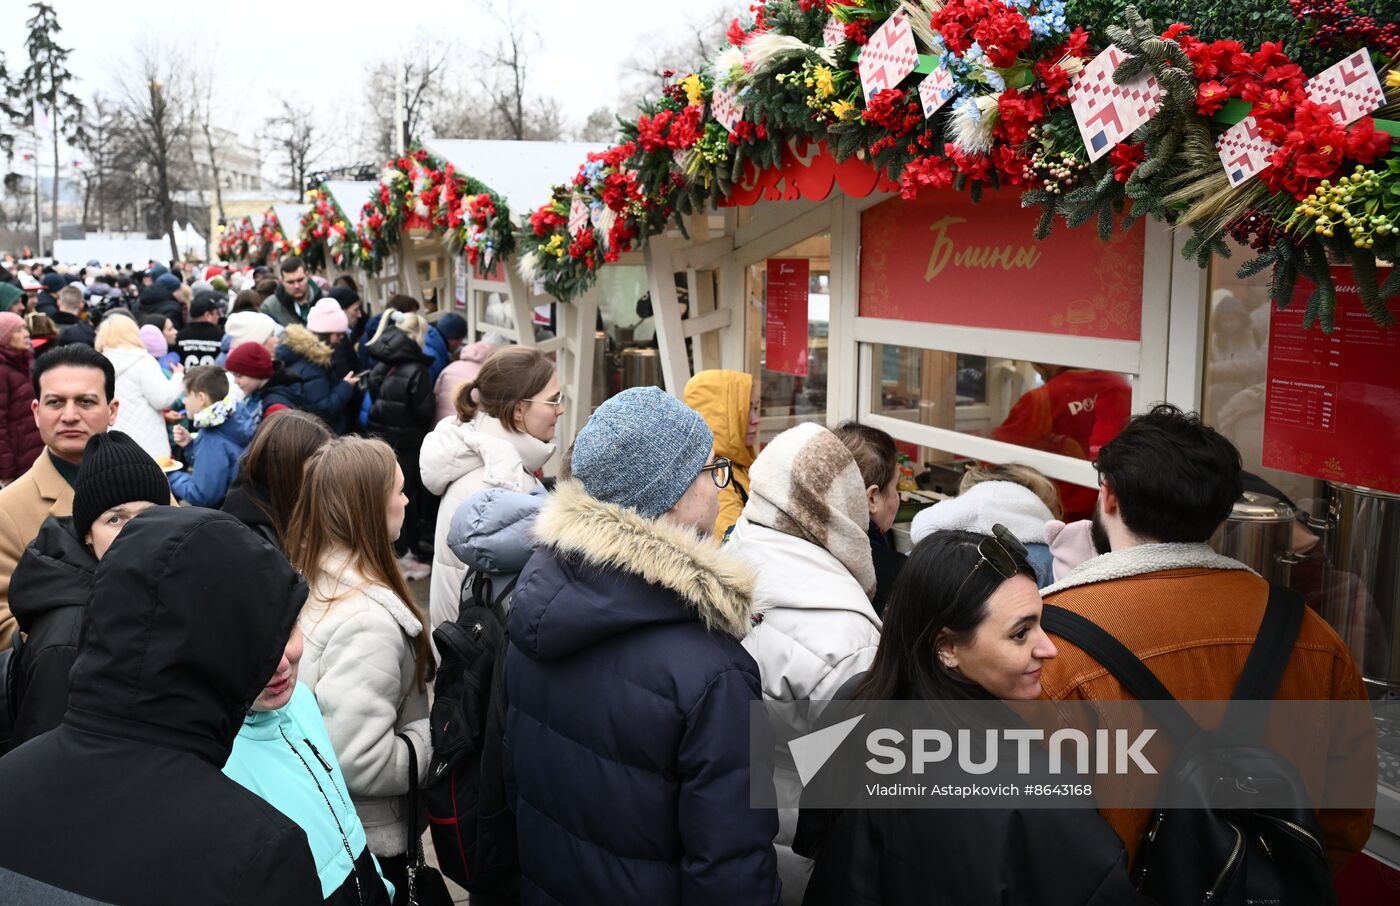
[1204,240,1325,512]
[869,343,1133,520]
[754,234,831,435]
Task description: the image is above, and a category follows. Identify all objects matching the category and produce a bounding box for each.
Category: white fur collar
[533,481,756,638]
[314,555,423,637]
[1043,542,1255,595]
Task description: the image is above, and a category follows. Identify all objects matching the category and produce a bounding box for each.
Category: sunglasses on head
[951,523,1027,605]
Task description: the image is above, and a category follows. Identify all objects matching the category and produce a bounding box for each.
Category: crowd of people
[0,252,1377,905]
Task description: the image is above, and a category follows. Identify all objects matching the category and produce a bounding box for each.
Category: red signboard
[723,140,899,207]
[859,191,1146,340]
[1262,267,1400,493]
[765,258,811,377]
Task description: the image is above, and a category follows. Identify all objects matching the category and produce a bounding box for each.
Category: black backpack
[426,570,519,899]
[1042,586,1334,906]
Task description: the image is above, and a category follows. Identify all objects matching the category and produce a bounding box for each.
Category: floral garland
[355,147,516,277]
[216,216,258,263]
[298,188,362,272]
[255,210,295,263]
[520,0,1398,330]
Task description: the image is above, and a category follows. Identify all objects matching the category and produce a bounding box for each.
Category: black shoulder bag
[397,733,454,906]
[1042,586,1334,906]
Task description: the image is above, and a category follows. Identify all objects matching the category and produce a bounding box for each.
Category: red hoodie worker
[992,365,1130,519]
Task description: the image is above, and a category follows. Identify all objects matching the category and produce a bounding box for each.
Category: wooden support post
[645,236,691,395]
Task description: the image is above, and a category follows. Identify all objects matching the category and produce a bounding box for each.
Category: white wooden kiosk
[611,140,1211,505]
[319,180,384,308]
[422,139,611,449]
[270,204,311,263]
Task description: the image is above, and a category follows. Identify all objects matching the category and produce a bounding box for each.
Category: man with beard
[1036,404,1373,876]
[260,255,322,327]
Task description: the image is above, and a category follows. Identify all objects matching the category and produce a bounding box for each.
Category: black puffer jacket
[6,516,96,751]
[365,327,435,452]
[137,283,184,329]
[0,507,322,905]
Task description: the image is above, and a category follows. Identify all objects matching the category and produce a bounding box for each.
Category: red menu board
[765,258,811,377]
[1262,266,1400,493]
[859,190,1146,339]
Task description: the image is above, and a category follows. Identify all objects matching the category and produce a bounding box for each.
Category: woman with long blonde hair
[95,313,184,460]
[287,436,434,896]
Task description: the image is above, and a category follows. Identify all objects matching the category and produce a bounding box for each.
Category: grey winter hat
[570,386,714,519]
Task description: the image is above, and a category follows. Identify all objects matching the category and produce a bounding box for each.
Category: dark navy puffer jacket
[505,481,781,906]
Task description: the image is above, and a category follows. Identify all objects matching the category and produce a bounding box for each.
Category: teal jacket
[224,683,394,903]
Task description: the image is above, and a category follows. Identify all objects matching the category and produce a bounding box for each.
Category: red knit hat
[225,342,273,379]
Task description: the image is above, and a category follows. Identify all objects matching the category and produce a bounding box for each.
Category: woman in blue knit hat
[503,386,781,906]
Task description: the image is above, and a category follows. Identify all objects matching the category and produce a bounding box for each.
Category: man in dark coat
[0,506,323,904]
[176,291,226,368]
[50,284,96,349]
[260,254,322,327]
[137,272,186,330]
[505,386,781,906]
[35,273,64,316]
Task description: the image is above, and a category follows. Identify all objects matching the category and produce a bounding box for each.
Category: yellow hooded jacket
[683,370,756,538]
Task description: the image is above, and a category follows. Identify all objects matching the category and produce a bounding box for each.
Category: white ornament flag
[918,68,955,119]
[859,12,919,103]
[712,85,745,134]
[1068,45,1163,162]
[1306,49,1385,126]
[822,16,845,50]
[1215,117,1277,188]
[568,197,590,239]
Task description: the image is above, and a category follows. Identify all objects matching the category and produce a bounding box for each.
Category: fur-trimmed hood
[1043,541,1255,595]
[526,479,756,644]
[277,324,333,369]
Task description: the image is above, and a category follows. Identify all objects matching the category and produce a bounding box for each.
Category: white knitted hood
[910,481,1054,546]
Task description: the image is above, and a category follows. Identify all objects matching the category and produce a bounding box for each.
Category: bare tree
[360,37,453,159]
[577,107,618,143]
[189,65,225,222]
[620,8,730,114]
[268,97,321,193]
[115,44,191,260]
[479,1,537,141]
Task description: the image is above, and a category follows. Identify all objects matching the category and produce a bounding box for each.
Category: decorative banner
[1216,116,1278,188]
[918,68,956,119]
[822,16,845,49]
[568,197,590,238]
[1305,48,1384,127]
[1068,45,1163,162]
[712,85,745,133]
[724,139,900,207]
[1262,266,1400,493]
[765,258,811,377]
[859,190,1146,340]
[859,12,919,103]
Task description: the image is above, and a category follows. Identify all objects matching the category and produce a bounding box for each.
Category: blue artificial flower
[952,95,983,124]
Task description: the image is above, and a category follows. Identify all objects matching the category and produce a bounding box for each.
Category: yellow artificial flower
[544,234,566,259]
[1387,68,1400,90]
[814,64,836,99]
[832,99,856,121]
[682,73,705,106]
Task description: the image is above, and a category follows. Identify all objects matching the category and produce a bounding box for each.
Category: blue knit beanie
[436,312,467,340]
[571,387,714,519]
[155,273,182,293]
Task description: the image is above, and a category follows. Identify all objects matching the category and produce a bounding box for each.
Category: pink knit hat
[306,298,349,335]
[0,312,24,346]
[139,323,169,357]
[1045,519,1099,582]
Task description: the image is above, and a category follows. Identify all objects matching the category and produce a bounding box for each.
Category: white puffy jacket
[296,558,431,858]
[104,347,183,460]
[418,414,553,635]
[729,517,881,902]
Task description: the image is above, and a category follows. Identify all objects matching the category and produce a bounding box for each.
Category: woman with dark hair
[222,409,333,550]
[800,529,1145,905]
[832,421,905,617]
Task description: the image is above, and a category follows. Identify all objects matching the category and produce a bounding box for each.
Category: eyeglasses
[525,396,565,412]
[698,457,732,489]
[950,523,1028,606]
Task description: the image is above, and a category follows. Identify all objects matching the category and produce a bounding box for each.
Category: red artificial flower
[899,155,955,199]
[993,88,1045,146]
[1034,61,1071,106]
[1343,116,1392,164]
[1160,22,1192,42]
[1109,142,1145,182]
[843,19,873,46]
[861,88,909,130]
[990,144,1031,187]
[636,110,675,153]
[1057,27,1092,61]
[727,17,747,46]
[1195,81,1231,116]
[530,205,565,238]
[974,9,1033,68]
[945,142,992,182]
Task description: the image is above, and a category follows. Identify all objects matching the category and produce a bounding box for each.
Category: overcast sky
[5,0,736,183]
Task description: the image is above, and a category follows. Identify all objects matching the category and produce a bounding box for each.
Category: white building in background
[192,127,264,193]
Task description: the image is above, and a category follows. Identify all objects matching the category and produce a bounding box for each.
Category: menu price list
[1262,266,1400,493]
[765,258,811,377]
